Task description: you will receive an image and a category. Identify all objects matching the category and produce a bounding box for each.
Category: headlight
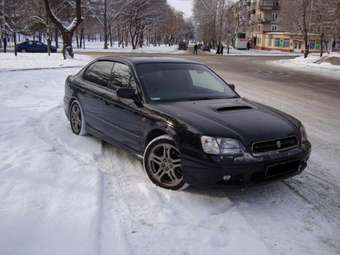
[201,136,244,155]
[300,125,308,143]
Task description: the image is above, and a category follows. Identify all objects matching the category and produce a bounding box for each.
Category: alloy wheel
[147,142,184,188]
[70,102,82,134]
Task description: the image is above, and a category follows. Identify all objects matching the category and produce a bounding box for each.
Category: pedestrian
[247,41,250,50]
[194,44,198,55]
[220,44,224,55]
[216,44,220,55]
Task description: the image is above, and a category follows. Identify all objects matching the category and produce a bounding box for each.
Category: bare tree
[311,0,338,56]
[193,0,218,47]
[43,0,83,58]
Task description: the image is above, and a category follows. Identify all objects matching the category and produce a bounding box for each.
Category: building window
[309,40,315,49]
[272,13,278,22]
[271,25,278,31]
[257,37,261,44]
[275,39,281,47]
[284,39,290,48]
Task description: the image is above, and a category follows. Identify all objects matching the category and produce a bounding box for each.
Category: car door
[101,62,144,152]
[26,41,33,52]
[77,60,115,136]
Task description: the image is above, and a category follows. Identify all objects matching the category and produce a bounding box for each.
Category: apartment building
[233,0,323,52]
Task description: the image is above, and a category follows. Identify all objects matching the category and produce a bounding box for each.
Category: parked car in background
[178,41,188,50]
[16,40,57,53]
[64,57,311,190]
[202,45,211,51]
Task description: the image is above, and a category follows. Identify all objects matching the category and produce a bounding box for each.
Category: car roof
[95,56,201,66]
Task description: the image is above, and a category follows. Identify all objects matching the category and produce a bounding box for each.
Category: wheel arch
[144,126,179,150]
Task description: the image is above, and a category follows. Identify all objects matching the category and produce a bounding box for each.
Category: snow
[273,53,340,80]
[210,47,301,57]
[0,53,92,71]
[0,56,340,254]
[74,42,186,54]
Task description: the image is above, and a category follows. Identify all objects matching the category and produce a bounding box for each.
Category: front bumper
[181,142,311,186]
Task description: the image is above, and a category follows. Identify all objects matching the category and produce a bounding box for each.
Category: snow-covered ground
[273,53,340,80]
[74,42,185,54]
[210,47,301,57]
[0,56,340,255]
[0,53,92,71]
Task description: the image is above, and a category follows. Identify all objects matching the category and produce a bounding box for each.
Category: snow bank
[273,53,340,80]
[74,42,185,54]
[210,48,301,57]
[0,53,92,71]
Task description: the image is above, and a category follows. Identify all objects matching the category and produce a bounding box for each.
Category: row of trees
[0,0,194,58]
[193,0,340,58]
[282,0,340,57]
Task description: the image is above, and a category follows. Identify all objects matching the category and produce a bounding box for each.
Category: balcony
[259,0,280,10]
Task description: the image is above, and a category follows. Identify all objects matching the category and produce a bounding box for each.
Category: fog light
[223,175,231,181]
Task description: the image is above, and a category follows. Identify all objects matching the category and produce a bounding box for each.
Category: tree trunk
[139,32,143,48]
[320,32,324,57]
[304,32,309,58]
[46,14,51,56]
[3,37,6,53]
[76,34,79,48]
[103,0,108,49]
[109,25,113,47]
[55,27,58,48]
[62,32,74,59]
[43,0,83,59]
[13,32,17,56]
[80,26,84,48]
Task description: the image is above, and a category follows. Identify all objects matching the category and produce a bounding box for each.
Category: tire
[69,100,87,136]
[143,135,189,190]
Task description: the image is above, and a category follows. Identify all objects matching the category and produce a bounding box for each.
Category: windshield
[136,63,238,102]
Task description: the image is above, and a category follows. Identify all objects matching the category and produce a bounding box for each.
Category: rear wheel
[143,135,189,190]
[69,100,86,136]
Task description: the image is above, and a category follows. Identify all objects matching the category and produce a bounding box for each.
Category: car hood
[147,98,299,146]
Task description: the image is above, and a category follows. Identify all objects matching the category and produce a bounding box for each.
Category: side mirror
[229,84,236,90]
[117,87,136,99]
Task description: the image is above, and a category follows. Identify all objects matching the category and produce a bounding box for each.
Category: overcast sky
[168,0,193,18]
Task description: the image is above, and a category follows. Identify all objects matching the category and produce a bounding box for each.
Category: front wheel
[143,135,189,190]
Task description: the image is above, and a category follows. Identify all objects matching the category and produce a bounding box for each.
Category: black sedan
[64,57,311,190]
[16,40,57,53]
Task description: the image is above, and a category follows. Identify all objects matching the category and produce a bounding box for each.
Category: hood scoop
[215,105,253,112]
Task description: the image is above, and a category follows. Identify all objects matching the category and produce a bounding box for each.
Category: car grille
[252,136,298,154]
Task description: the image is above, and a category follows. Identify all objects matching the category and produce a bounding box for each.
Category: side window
[84,61,114,87]
[110,63,135,90]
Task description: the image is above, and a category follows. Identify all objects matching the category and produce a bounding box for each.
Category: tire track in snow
[98,143,271,255]
[32,106,113,255]
[283,164,340,228]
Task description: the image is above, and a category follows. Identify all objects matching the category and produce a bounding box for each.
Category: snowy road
[0,60,339,255]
